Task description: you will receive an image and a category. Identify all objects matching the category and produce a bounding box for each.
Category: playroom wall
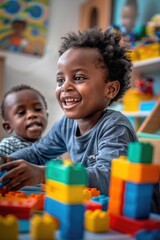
[0,0,86,138]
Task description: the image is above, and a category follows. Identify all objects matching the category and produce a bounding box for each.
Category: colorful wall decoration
[0,0,49,56]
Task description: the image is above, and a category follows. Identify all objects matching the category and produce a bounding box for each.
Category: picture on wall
[0,0,49,56]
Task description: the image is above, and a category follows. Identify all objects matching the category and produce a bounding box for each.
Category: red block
[0,198,37,219]
[84,200,102,211]
[110,213,160,236]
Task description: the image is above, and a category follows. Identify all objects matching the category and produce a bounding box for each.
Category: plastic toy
[0,214,18,240]
[85,209,109,233]
[44,159,88,240]
[30,214,56,240]
[109,141,160,235]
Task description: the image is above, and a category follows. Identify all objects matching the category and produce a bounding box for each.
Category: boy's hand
[0,160,45,191]
[0,155,15,164]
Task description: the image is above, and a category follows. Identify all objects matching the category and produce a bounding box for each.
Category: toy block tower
[44,159,88,240]
[108,141,160,236]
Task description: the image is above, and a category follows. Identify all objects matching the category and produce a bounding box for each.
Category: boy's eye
[35,107,43,112]
[74,76,85,81]
[17,110,25,115]
[56,78,64,86]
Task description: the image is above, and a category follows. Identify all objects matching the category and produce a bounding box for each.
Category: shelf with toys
[123,13,160,129]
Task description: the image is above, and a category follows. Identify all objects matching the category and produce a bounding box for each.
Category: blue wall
[112,0,160,28]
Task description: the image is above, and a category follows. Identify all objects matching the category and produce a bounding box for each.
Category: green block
[46,159,88,185]
[128,142,153,164]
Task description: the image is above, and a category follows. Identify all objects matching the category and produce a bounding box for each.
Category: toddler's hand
[0,160,45,191]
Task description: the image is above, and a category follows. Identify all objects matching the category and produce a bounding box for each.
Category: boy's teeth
[65,98,79,102]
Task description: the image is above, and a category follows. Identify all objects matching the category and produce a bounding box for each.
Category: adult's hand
[0,160,45,191]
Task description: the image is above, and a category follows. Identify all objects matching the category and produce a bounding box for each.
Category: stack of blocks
[44,159,88,240]
[108,141,160,236]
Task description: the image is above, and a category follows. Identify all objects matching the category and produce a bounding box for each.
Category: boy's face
[3,89,48,141]
[56,48,119,122]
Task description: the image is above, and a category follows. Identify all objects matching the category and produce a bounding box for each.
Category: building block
[84,200,102,211]
[91,195,109,211]
[136,229,160,240]
[0,214,19,240]
[0,198,37,219]
[138,137,160,164]
[59,221,84,240]
[123,182,154,219]
[110,213,160,236]
[18,219,30,233]
[43,212,59,230]
[46,159,88,185]
[45,196,84,240]
[45,196,85,224]
[46,179,84,204]
[0,170,9,187]
[85,209,109,233]
[30,214,56,240]
[108,176,125,215]
[29,193,45,210]
[128,142,153,164]
[111,157,159,183]
[5,191,27,199]
[84,187,100,198]
[83,188,92,200]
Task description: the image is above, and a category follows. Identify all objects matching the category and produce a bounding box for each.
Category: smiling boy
[0,28,137,195]
[0,84,48,162]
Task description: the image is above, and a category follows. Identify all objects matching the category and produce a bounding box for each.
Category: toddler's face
[56,48,118,122]
[3,89,48,141]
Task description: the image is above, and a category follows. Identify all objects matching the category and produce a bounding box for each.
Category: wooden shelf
[132,57,160,75]
[122,111,150,118]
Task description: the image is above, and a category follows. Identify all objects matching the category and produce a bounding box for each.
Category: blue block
[45,197,84,240]
[60,221,84,240]
[123,182,154,219]
[136,229,160,240]
[18,219,30,233]
[45,197,85,222]
[0,170,9,187]
[91,195,109,211]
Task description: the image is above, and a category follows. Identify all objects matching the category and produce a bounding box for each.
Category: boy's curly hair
[58,28,132,104]
[1,84,48,120]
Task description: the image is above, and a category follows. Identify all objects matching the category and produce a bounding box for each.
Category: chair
[138,97,160,134]
[137,98,160,164]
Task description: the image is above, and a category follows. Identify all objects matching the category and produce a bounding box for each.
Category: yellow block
[123,88,153,112]
[137,43,160,60]
[46,179,84,204]
[85,210,109,233]
[111,157,160,183]
[0,215,18,240]
[30,214,56,240]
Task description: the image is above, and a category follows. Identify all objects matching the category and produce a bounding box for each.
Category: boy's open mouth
[27,122,42,130]
[63,98,80,106]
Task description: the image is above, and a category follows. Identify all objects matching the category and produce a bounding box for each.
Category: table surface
[18,186,135,240]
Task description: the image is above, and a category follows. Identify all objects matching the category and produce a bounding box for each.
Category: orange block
[108,176,125,215]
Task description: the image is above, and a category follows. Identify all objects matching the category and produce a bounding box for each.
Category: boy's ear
[105,80,120,99]
[2,121,13,134]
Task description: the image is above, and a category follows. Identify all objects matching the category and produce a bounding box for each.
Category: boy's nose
[61,80,74,92]
[27,110,37,119]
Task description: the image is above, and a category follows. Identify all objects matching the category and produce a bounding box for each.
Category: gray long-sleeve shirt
[10,109,137,195]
